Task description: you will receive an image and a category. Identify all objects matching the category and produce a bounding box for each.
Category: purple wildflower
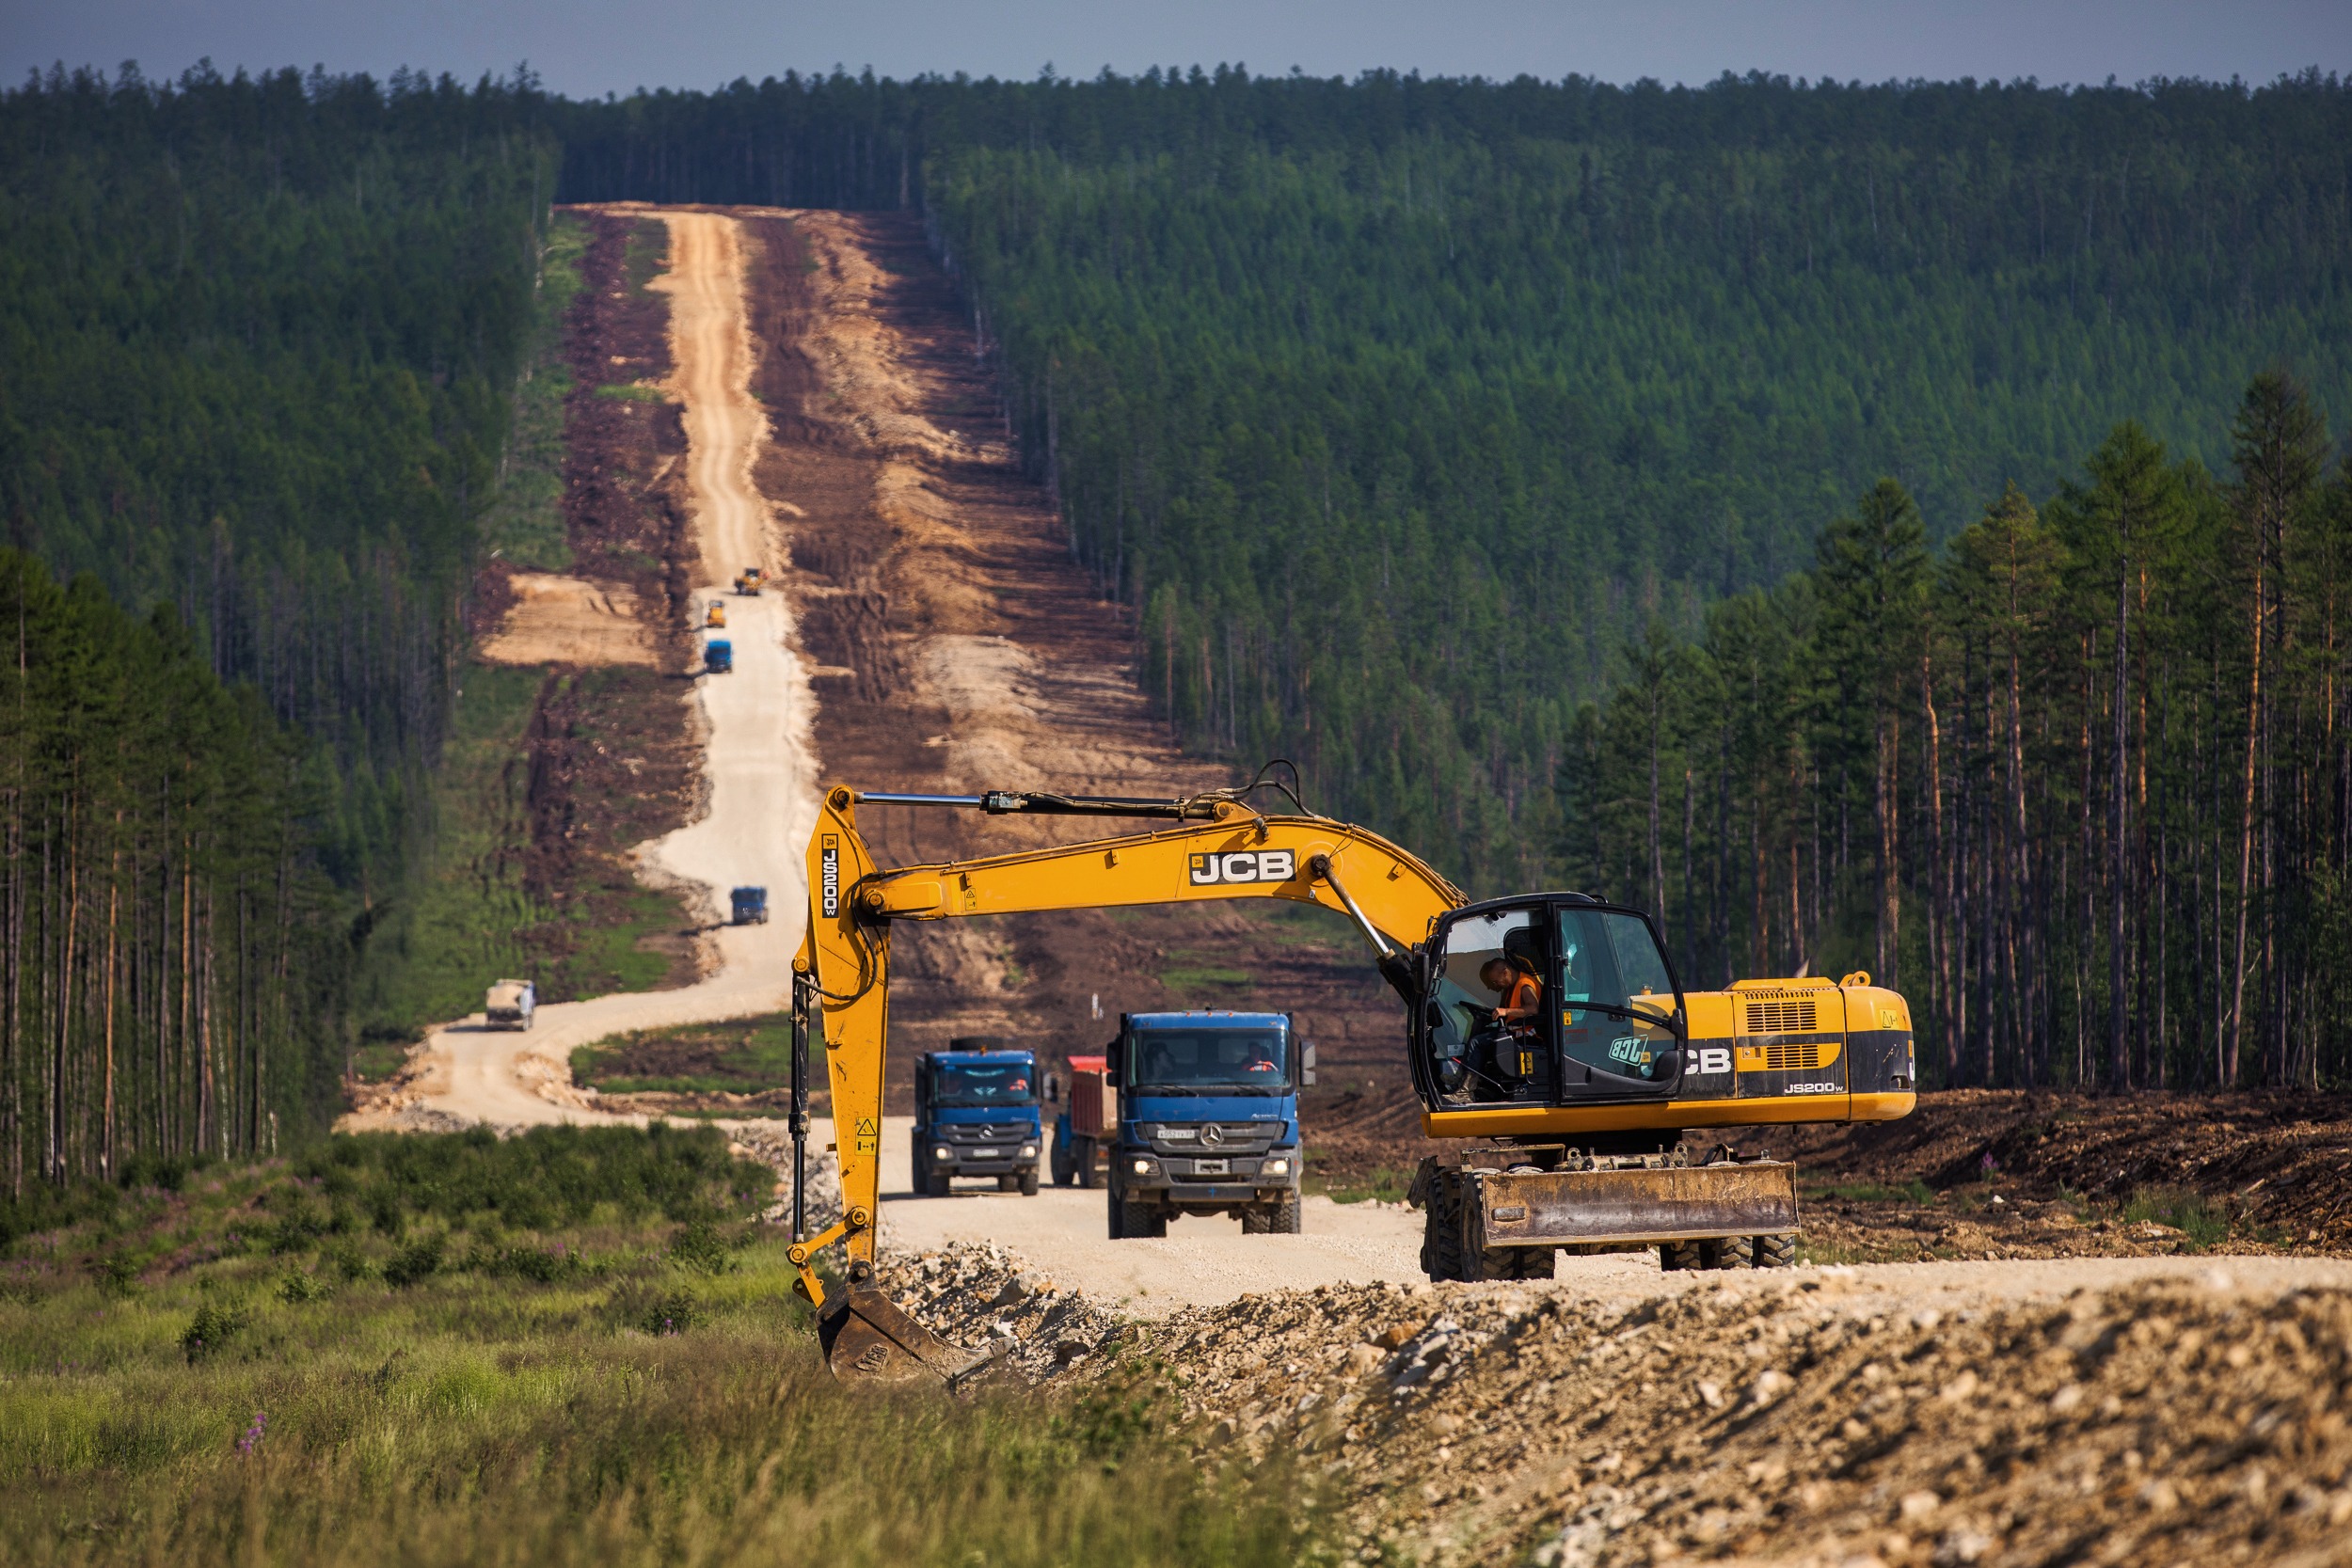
[1979,1151,2000,1177]
[237,1411,266,1456]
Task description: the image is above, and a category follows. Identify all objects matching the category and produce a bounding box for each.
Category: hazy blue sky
[8,0,2348,99]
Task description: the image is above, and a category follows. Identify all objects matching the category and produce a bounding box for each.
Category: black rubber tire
[996,1174,1020,1193]
[1697,1239,1749,1271]
[1075,1137,1101,1190]
[1660,1241,1703,1272]
[1106,1186,1123,1240]
[1116,1195,1166,1240]
[1018,1168,1040,1197]
[1268,1192,1303,1235]
[1507,1245,1556,1278]
[1050,1133,1075,1188]
[924,1167,951,1199]
[1240,1204,1270,1234]
[1421,1183,1466,1280]
[1753,1233,1796,1269]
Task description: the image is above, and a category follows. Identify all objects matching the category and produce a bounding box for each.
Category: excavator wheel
[1696,1239,1749,1271]
[1659,1241,1704,1272]
[1752,1233,1796,1269]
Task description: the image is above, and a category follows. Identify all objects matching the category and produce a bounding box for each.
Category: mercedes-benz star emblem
[1200,1124,1225,1146]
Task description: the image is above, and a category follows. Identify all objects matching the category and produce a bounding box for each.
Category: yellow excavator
[781,770,1916,1381]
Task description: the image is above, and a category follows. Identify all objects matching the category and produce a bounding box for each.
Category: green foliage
[2124,1186,2233,1250]
[0,1131,1321,1567]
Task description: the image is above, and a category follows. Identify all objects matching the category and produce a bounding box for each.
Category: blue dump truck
[729,886,768,925]
[1103,1010,1315,1239]
[704,637,733,674]
[910,1037,1041,1197]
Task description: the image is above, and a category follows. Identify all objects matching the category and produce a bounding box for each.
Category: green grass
[572,1016,798,1098]
[2123,1185,2234,1250]
[1804,1179,1937,1206]
[0,1131,1324,1567]
[476,215,587,572]
[593,382,669,404]
[355,662,550,1043]
[1305,1165,1410,1206]
[1159,953,1256,998]
[624,222,667,293]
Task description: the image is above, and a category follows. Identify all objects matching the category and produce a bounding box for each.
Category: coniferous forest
[4,62,2348,1189]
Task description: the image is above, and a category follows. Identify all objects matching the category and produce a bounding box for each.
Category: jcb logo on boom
[820,838,841,918]
[1187,848,1296,886]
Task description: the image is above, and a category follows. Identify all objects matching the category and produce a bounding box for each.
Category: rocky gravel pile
[873,1241,1129,1381]
[1107,1271,2352,1566]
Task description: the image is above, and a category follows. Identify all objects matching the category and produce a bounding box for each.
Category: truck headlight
[1020,1145,1037,1158]
[932,1146,952,1162]
[1263,1158,1290,1177]
[1131,1159,1152,1177]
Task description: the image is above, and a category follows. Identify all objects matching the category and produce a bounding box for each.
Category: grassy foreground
[0,1128,1321,1567]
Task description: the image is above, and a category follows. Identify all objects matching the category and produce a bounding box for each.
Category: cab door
[1549,900,1685,1102]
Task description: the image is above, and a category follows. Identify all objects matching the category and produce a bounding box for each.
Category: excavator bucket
[817,1288,981,1385]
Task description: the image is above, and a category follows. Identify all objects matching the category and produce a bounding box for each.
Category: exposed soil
[474,571,658,667]
[724,208,1406,1113]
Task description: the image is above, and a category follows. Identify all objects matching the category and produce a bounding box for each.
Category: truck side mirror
[1301,1040,1317,1087]
[1044,1073,1062,1104]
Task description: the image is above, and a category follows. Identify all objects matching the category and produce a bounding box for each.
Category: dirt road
[343,208,817,1132]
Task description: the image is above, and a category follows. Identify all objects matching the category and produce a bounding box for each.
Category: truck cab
[1102,1010,1315,1239]
[729,886,769,926]
[909,1038,1041,1197]
[704,638,733,674]
[485,978,535,1032]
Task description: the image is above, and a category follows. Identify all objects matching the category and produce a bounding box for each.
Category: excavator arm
[782,783,1464,1374]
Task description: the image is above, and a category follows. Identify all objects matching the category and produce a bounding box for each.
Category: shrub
[383,1238,445,1288]
[666,1219,738,1276]
[182,1304,246,1363]
[278,1271,332,1304]
[2124,1186,2233,1250]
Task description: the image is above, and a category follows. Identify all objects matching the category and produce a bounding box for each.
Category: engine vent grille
[1744,999,1820,1034]
[1762,1039,1832,1072]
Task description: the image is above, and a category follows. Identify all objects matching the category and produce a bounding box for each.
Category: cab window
[1423,906,1545,1097]
[1556,908,1678,1082]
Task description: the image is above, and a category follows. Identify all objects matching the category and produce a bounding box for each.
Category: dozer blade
[817,1288,981,1385]
[1476,1160,1800,1248]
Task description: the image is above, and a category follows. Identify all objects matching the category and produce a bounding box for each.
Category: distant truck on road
[734,567,764,595]
[1097,1010,1313,1238]
[485,978,536,1031]
[704,638,733,674]
[730,886,769,925]
[911,1037,1041,1196]
[1046,1053,1115,1188]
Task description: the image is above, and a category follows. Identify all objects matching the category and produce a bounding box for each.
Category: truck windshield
[934,1063,1035,1107]
[1129,1029,1288,1093]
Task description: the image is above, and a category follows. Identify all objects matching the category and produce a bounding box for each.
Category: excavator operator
[1479,956,1543,1035]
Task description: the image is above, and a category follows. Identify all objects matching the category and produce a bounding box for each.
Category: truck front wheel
[1018,1168,1040,1196]
[1112,1192,1165,1240]
[1243,1194,1303,1234]
[1050,1133,1075,1187]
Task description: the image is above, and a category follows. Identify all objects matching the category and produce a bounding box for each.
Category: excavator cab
[1417,896,1685,1110]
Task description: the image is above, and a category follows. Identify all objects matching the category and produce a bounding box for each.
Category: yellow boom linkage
[783,776,1916,1382]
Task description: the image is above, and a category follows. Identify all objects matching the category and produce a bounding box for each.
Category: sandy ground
[474,571,658,666]
[343,208,817,1132]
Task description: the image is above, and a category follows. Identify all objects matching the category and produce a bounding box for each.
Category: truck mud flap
[1474,1162,1798,1248]
[817,1288,982,1385]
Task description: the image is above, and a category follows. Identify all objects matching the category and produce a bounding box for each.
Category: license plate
[1191,1158,1230,1175]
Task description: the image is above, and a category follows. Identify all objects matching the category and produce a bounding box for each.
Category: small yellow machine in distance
[780,773,1915,1379]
